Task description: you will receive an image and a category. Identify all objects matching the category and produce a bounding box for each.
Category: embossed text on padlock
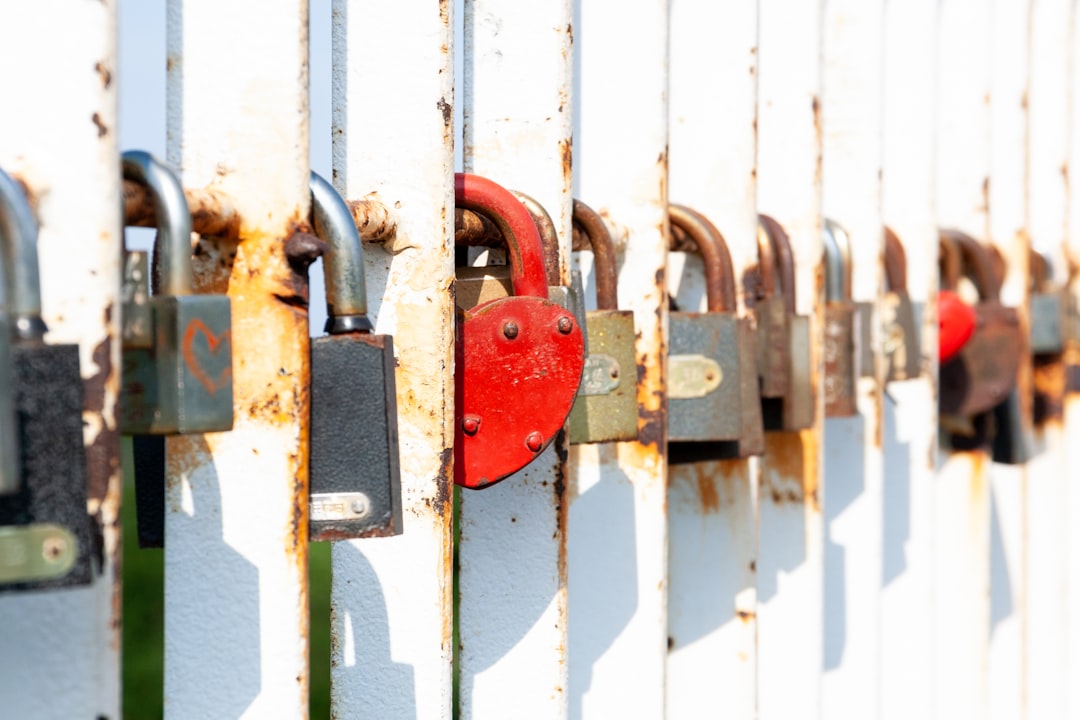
[308,171,402,541]
[881,227,922,382]
[454,173,585,489]
[567,199,638,445]
[0,167,93,590]
[823,218,858,417]
[119,150,234,435]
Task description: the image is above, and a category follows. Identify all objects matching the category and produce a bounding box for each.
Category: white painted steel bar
[935,2,993,719]
[328,1,456,718]
[665,2,757,717]
[567,1,669,718]
[879,1,939,717]
[820,3,885,718]
[987,3,1031,718]
[457,2,573,717]
[756,1,825,718]
[164,1,311,716]
[1026,1,1070,716]
[0,3,122,717]
[1067,8,1080,716]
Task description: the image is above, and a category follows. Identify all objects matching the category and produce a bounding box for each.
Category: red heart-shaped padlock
[938,289,976,363]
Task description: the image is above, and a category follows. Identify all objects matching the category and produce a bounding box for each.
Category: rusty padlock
[823,218,858,417]
[566,199,638,444]
[668,205,764,457]
[1029,250,1068,355]
[881,227,922,382]
[938,229,1023,417]
[454,173,585,489]
[756,214,814,431]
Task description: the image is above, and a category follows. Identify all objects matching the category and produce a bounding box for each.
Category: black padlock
[0,167,93,590]
[308,172,402,541]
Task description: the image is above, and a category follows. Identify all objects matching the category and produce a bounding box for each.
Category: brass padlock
[823,218,858,417]
[119,150,234,435]
[756,214,814,431]
[668,205,764,457]
[567,199,638,444]
[938,229,1023,417]
[881,227,922,382]
[0,167,92,589]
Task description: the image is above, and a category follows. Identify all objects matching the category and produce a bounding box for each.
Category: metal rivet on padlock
[668,205,764,457]
[119,150,235,435]
[756,214,814,431]
[938,229,1023,418]
[822,218,858,417]
[881,228,922,382]
[566,199,638,445]
[308,171,402,541]
[454,173,585,489]
[0,167,93,590]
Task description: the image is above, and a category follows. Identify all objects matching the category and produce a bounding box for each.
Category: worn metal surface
[0,1,121,716]
[458,0,574,715]
[163,1,312,716]
[567,0,669,717]
[881,229,921,382]
[822,219,859,418]
[328,0,457,714]
[666,1,759,715]
[756,0,825,716]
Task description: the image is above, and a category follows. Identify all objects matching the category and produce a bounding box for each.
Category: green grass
[120,439,332,718]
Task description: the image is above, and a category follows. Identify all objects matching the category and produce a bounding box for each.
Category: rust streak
[123,179,243,240]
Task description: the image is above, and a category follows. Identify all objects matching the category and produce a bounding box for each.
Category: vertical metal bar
[1024,1,1069,716]
[665,2,756,718]
[0,3,122,717]
[164,1,311,716]
[567,1,669,718]
[935,2,993,718]
[819,3,886,718]
[879,1,940,717]
[755,1,825,718]
[1067,8,1080,717]
[457,1,573,716]
[986,3,1032,718]
[328,0,456,716]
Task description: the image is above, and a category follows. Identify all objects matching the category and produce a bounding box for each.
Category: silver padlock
[823,218,857,417]
[881,227,922,382]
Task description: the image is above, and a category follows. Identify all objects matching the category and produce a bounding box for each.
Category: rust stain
[94,61,112,89]
[91,112,108,138]
[762,430,819,512]
[1033,355,1065,425]
[696,469,721,513]
[83,304,118,505]
[559,137,572,186]
[737,609,755,623]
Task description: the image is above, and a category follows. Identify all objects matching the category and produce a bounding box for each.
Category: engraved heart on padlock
[182,318,233,395]
[456,295,585,489]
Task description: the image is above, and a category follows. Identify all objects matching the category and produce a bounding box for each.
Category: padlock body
[120,294,234,434]
[761,312,815,431]
[0,343,93,590]
[940,300,1022,416]
[735,317,765,456]
[310,332,402,541]
[881,291,921,382]
[824,301,858,417]
[568,309,638,444]
[1031,290,1065,355]
[756,295,791,398]
[456,295,585,489]
[668,311,742,442]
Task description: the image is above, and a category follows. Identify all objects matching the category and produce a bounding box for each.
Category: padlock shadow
[164,435,261,719]
[566,449,639,720]
[757,431,815,605]
[882,389,913,587]
[326,541,417,720]
[989,470,1015,632]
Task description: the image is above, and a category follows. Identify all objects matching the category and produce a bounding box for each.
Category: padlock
[881,228,922,382]
[308,171,402,540]
[1029,250,1067,355]
[119,150,234,435]
[0,167,93,590]
[756,214,814,431]
[454,173,585,489]
[822,218,858,417]
[566,199,638,444]
[668,204,764,457]
[938,229,1023,418]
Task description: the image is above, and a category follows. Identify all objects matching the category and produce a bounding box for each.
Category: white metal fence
[0,0,1078,718]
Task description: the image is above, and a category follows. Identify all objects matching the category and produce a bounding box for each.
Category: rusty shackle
[668,204,737,313]
[571,199,619,311]
[757,214,797,314]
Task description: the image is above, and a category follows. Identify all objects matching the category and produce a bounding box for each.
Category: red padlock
[938,289,976,363]
[454,173,585,489]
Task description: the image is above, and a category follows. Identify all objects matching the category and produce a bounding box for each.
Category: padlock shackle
[0,168,46,341]
[668,204,737,313]
[757,214,797,315]
[510,190,561,288]
[822,218,852,303]
[1029,248,1051,291]
[939,233,962,290]
[121,150,194,299]
[454,173,548,299]
[940,229,1000,300]
[310,172,374,334]
[884,227,907,292]
[572,199,620,312]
